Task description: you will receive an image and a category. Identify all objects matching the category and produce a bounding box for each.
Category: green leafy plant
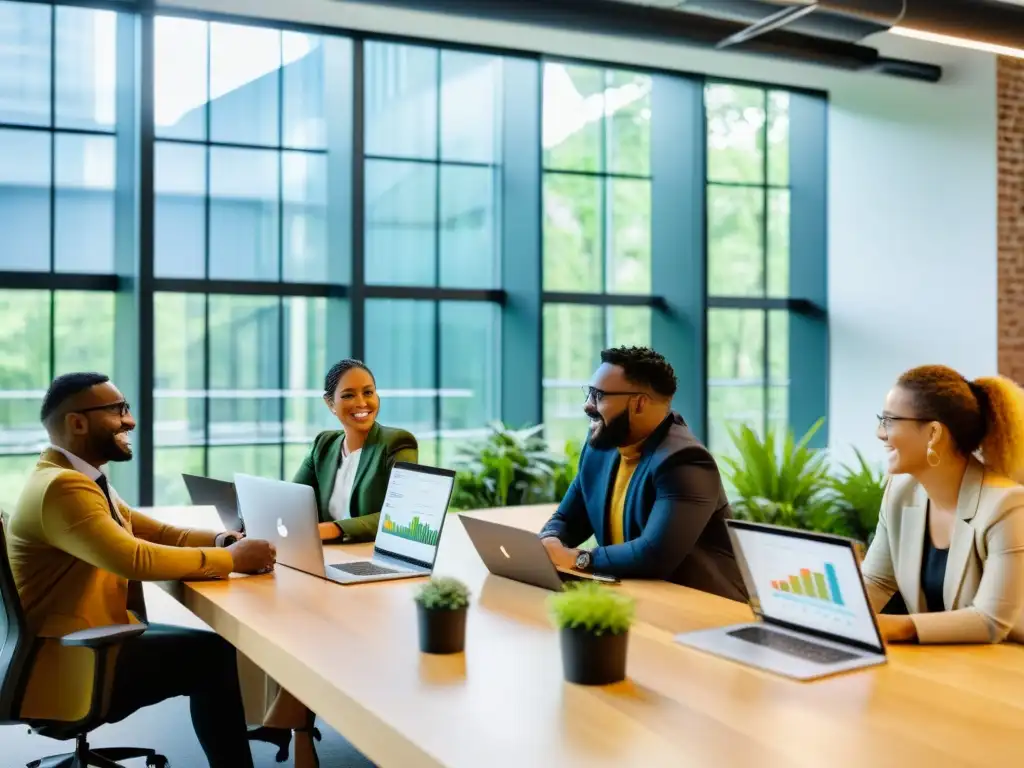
[414,576,471,611]
[826,448,886,544]
[547,581,635,636]
[721,417,833,530]
[449,422,580,511]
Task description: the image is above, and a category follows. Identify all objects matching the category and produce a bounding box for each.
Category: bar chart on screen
[768,562,854,616]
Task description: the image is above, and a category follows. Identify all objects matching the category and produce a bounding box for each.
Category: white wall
[161,0,999,464]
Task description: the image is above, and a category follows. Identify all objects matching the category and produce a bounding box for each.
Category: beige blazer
[861,457,1024,644]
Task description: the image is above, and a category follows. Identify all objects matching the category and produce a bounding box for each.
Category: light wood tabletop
[143,504,1024,768]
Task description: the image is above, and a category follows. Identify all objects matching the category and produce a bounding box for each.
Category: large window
[541,62,654,450]
[0,1,827,509]
[0,2,123,510]
[363,42,503,465]
[705,83,793,454]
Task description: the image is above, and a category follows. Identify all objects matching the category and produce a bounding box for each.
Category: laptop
[234,462,455,585]
[461,515,619,591]
[182,473,243,532]
[673,520,887,681]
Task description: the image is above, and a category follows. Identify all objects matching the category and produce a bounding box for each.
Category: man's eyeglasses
[74,401,132,418]
[581,386,643,404]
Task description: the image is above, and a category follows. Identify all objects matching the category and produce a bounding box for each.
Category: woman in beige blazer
[861,364,1024,644]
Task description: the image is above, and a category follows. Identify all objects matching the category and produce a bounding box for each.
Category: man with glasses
[4,372,276,767]
[539,347,747,600]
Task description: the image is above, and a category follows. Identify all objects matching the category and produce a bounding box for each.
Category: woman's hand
[876,614,917,643]
[318,522,343,541]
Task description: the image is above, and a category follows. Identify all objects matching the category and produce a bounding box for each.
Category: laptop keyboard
[727,626,860,665]
[329,561,399,577]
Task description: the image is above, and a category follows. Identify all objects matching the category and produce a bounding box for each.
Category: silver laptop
[182,473,242,532]
[461,516,618,590]
[674,520,887,681]
[234,462,455,585]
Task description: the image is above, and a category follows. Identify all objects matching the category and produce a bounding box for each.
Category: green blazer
[292,423,418,542]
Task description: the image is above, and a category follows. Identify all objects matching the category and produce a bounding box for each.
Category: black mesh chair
[0,515,169,767]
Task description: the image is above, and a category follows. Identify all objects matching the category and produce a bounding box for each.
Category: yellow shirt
[607,442,644,545]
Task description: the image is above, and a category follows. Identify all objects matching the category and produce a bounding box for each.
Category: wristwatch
[574,549,592,572]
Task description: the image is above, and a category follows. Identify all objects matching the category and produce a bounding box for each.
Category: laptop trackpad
[728,626,860,665]
[329,561,399,577]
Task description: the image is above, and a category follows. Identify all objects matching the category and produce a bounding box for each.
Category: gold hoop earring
[926,448,941,468]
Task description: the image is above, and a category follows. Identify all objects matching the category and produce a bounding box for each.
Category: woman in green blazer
[246,359,417,766]
[293,358,418,543]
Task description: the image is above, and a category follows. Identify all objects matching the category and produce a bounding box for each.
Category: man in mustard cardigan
[5,372,276,768]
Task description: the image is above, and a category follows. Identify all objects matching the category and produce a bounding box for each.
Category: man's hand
[226,538,276,574]
[318,522,343,541]
[876,614,917,643]
[541,536,578,570]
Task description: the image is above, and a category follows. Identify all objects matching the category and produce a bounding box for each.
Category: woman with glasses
[861,364,1024,644]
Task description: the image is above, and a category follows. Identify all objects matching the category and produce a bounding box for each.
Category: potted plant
[414,576,471,654]
[547,581,635,685]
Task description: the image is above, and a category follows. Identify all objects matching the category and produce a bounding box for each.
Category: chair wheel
[146,757,169,767]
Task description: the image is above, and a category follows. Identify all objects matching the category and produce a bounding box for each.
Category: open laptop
[182,473,243,532]
[234,462,455,585]
[461,515,618,591]
[674,520,887,681]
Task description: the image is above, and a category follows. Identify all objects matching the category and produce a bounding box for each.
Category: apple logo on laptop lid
[276,518,288,538]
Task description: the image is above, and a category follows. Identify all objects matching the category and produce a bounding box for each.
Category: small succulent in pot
[547,581,635,685]
[414,576,471,654]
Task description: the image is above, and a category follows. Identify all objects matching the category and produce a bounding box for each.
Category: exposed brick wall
[998,56,1024,384]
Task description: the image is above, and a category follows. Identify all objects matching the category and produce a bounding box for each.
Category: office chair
[0,516,169,767]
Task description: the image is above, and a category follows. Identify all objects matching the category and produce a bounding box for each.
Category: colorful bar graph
[771,563,844,606]
[381,514,440,546]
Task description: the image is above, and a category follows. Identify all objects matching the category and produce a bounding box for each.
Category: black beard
[92,430,133,463]
[588,408,631,450]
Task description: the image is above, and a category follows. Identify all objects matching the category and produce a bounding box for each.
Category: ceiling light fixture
[888,25,1024,60]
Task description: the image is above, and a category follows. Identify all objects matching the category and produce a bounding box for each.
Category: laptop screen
[373,463,455,568]
[729,522,884,653]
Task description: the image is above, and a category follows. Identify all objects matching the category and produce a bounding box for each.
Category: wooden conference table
[143,504,1024,768]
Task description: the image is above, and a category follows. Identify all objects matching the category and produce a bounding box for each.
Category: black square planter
[559,626,629,685]
[417,604,467,654]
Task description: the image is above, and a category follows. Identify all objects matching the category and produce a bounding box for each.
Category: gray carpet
[1,701,375,767]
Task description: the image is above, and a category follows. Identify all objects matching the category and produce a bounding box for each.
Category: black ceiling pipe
[346,0,941,80]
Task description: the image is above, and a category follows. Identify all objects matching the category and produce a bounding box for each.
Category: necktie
[95,474,148,623]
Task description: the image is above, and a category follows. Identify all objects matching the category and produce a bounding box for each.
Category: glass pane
[209,147,279,281]
[768,91,790,187]
[364,300,436,444]
[54,291,115,377]
[209,22,280,147]
[543,304,602,451]
[0,454,39,515]
[543,173,602,293]
[208,296,282,448]
[439,165,497,289]
[608,307,652,349]
[607,70,651,176]
[55,134,115,273]
[543,64,603,172]
[440,50,501,164]
[154,293,206,449]
[0,290,50,459]
[706,84,766,185]
[439,302,500,465]
[55,7,117,131]
[0,129,50,272]
[155,142,206,279]
[0,0,50,127]
[707,185,764,297]
[365,160,436,286]
[208,445,282,483]
[154,447,204,505]
[607,178,651,294]
[767,189,790,298]
[282,32,326,150]
[154,16,208,141]
[282,151,327,283]
[283,296,334,447]
[707,308,765,454]
[768,310,789,439]
[364,42,438,160]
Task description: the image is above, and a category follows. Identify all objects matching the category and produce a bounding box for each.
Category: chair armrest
[59,624,147,649]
